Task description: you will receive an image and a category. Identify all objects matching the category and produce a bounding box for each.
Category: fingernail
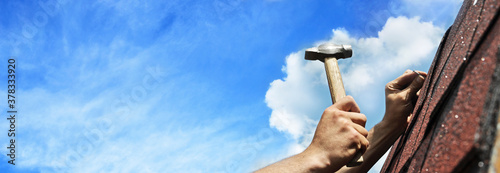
[416,75,424,82]
[405,69,411,73]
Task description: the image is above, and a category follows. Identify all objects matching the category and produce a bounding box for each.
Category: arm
[335,118,406,173]
[338,70,426,173]
[256,96,369,173]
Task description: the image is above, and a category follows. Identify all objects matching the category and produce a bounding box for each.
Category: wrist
[376,119,406,138]
[300,147,337,173]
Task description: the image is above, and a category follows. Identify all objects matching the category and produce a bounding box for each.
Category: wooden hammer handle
[324,58,364,167]
[324,58,347,103]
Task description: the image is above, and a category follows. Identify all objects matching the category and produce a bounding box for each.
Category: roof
[381,0,500,172]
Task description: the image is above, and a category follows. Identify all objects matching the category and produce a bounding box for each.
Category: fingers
[359,134,369,154]
[352,123,368,137]
[333,96,361,113]
[346,112,367,127]
[386,70,426,91]
[407,113,413,124]
[416,70,428,77]
[329,96,366,126]
[350,124,369,154]
[406,73,426,98]
[358,132,369,153]
[386,70,415,90]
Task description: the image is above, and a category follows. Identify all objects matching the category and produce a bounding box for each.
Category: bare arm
[338,70,426,173]
[256,96,369,173]
[253,149,332,173]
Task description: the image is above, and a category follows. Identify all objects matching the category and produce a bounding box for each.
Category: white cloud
[338,17,443,93]
[265,16,443,157]
[265,52,328,133]
[5,83,268,172]
[265,51,331,154]
[1,28,264,172]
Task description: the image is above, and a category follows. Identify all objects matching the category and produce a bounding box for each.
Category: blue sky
[0,0,462,172]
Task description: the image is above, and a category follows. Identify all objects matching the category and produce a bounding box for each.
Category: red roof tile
[381,0,500,172]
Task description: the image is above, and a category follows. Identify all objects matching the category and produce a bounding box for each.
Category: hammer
[304,43,364,167]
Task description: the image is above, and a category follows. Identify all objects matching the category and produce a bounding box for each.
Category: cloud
[265,16,444,156]
[265,51,331,154]
[4,72,270,172]
[1,1,292,172]
[337,17,443,94]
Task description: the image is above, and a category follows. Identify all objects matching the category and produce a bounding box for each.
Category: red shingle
[382,0,500,172]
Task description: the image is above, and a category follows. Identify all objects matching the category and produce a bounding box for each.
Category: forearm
[255,148,336,173]
[337,120,403,173]
[256,97,371,173]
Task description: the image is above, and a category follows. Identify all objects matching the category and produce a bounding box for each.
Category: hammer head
[305,43,352,62]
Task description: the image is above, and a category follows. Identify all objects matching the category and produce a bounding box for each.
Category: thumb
[405,75,425,99]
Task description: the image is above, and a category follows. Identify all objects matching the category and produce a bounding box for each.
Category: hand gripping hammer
[304,43,363,167]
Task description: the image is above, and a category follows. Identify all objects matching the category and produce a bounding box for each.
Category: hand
[335,73,426,173]
[304,96,369,172]
[383,70,427,133]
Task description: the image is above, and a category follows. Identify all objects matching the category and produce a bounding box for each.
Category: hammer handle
[324,58,346,103]
[324,58,364,167]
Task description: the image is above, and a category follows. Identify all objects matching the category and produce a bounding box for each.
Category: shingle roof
[381,0,500,172]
